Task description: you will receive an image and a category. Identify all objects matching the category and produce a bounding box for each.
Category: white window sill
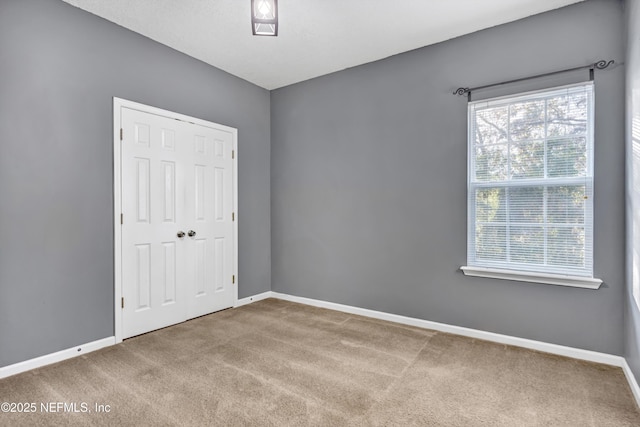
[460,266,603,289]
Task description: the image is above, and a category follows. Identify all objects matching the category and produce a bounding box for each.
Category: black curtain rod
[453,59,614,100]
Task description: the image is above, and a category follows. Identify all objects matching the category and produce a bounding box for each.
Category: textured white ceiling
[61,0,585,90]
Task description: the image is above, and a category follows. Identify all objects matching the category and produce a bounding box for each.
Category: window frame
[462,82,602,289]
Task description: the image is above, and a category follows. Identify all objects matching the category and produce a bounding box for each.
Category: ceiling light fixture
[251,0,278,36]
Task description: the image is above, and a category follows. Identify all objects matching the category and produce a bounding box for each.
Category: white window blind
[467,83,594,277]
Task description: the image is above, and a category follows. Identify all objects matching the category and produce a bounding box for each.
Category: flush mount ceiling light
[251,0,278,36]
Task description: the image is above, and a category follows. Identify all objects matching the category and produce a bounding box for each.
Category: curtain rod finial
[593,59,614,70]
[454,87,470,96]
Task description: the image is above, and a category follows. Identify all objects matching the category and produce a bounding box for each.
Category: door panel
[214,237,225,292]
[122,108,187,338]
[135,244,151,310]
[135,158,150,223]
[184,125,235,318]
[161,241,177,305]
[161,161,176,223]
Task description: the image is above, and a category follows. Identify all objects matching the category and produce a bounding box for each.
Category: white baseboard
[0,337,115,380]
[235,291,273,308]
[622,360,640,408]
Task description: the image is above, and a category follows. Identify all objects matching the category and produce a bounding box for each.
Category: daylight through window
[467,83,594,277]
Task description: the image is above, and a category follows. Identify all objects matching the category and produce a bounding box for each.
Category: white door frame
[113,97,238,343]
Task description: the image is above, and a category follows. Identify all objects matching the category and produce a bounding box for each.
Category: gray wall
[0,0,271,367]
[625,0,640,384]
[271,0,626,355]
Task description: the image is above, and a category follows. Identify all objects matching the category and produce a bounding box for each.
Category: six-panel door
[184,122,236,318]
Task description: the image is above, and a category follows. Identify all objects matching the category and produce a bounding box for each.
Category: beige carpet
[1,298,638,426]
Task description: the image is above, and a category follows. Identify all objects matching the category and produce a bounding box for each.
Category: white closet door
[184,124,236,318]
[121,108,188,338]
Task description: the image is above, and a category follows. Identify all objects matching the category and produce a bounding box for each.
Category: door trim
[113,97,238,343]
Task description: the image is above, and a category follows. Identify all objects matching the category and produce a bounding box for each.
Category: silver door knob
[177,231,185,238]
[188,230,196,237]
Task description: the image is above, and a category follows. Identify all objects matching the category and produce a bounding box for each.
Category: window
[463,83,601,288]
